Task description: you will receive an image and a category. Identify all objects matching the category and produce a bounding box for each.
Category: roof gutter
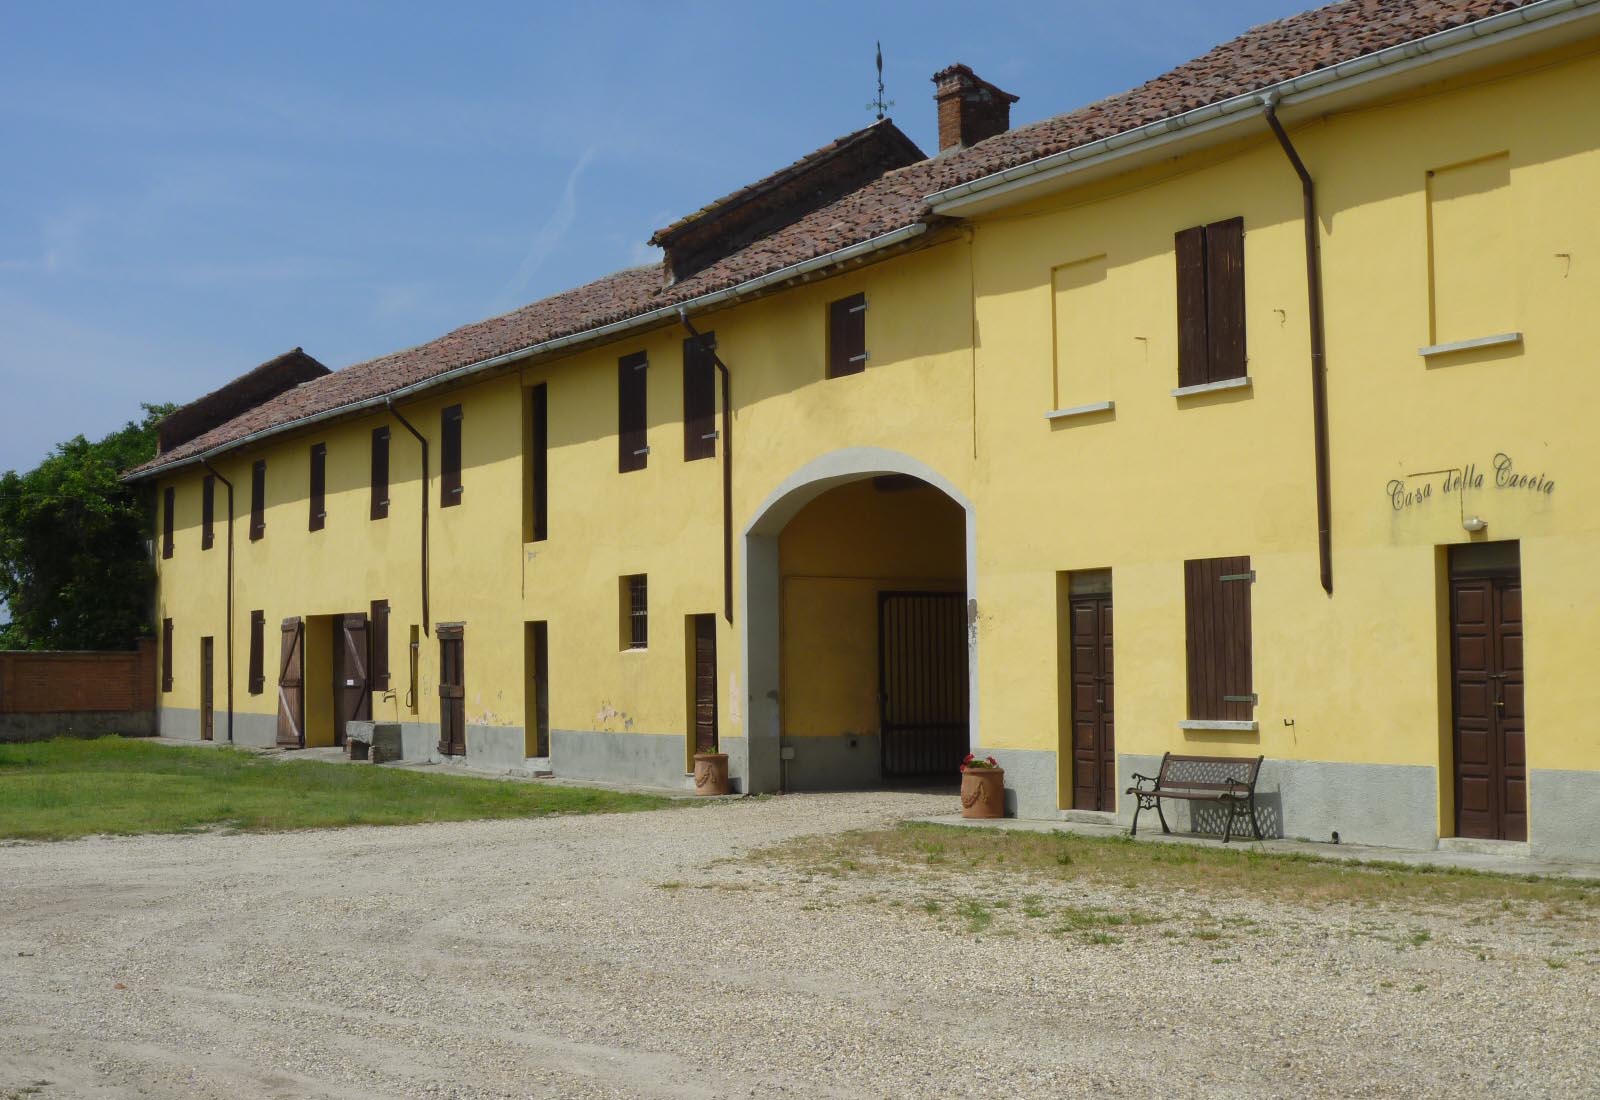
[927,0,1599,214]
[128,222,930,483]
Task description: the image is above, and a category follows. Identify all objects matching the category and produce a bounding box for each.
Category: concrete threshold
[910,813,1600,882]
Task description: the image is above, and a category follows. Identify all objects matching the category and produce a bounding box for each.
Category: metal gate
[878,591,969,778]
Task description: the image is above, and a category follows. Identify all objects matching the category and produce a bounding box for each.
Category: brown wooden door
[692,614,718,754]
[437,627,465,756]
[878,592,969,778]
[1069,593,1115,811]
[199,637,214,741]
[276,617,305,748]
[335,613,371,748]
[1451,572,1526,841]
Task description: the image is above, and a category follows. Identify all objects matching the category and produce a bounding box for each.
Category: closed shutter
[371,426,390,520]
[441,405,463,506]
[618,352,648,473]
[827,293,867,378]
[161,618,174,692]
[201,476,215,550]
[248,610,265,694]
[1205,217,1246,382]
[162,487,175,559]
[1175,226,1208,388]
[530,384,548,541]
[249,460,266,541]
[683,333,716,461]
[1184,556,1254,721]
[370,599,391,691]
[309,443,326,531]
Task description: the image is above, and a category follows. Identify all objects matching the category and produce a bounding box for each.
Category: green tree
[0,403,174,650]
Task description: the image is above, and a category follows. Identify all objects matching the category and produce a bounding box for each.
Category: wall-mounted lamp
[1462,515,1488,533]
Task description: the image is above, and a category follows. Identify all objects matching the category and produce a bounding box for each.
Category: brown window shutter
[683,333,716,461]
[371,426,390,520]
[1184,556,1254,720]
[441,405,463,506]
[369,599,390,691]
[618,352,648,473]
[827,293,867,378]
[161,618,174,692]
[309,444,326,531]
[201,476,215,550]
[1175,226,1208,388]
[249,460,266,541]
[161,487,175,559]
[530,384,549,541]
[248,610,265,694]
[1205,217,1246,382]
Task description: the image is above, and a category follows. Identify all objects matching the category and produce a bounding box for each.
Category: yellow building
[131,0,1600,860]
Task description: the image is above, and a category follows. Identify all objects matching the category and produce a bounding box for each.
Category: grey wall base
[158,706,201,739]
[1117,754,1439,850]
[231,711,278,748]
[1529,769,1600,862]
[551,728,726,792]
[978,747,1058,818]
[0,710,154,742]
[781,735,881,791]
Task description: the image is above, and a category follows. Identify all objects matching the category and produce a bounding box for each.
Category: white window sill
[1172,376,1251,398]
[1045,400,1114,421]
[1179,719,1259,732]
[1418,332,1522,358]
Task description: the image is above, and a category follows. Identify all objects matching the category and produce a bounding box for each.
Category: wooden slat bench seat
[1125,752,1265,843]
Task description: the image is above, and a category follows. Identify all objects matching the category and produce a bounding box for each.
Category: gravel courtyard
[2,791,1596,1099]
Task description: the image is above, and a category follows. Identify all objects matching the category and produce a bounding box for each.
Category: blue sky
[0,0,1310,474]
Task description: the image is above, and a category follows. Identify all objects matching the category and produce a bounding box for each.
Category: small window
[248,610,265,695]
[1184,556,1254,721]
[161,486,175,559]
[370,599,391,691]
[371,426,390,521]
[201,475,215,551]
[618,352,648,472]
[161,617,174,692]
[529,384,548,542]
[827,293,868,378]
[249,460,266,541]
[1175,217,1246,388]
[441,405,463,507]
[683,333,716,461]
[622,574,648,650]
[309,443,327,531]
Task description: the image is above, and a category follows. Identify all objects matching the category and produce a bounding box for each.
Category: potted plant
[959,753,1005,819]
[693,745,730,796]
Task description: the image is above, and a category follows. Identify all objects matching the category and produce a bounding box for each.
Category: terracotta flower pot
[693,752,730,796]
[959,767,1005,819]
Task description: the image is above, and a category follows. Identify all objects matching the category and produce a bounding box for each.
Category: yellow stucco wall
[153,37,1600,823]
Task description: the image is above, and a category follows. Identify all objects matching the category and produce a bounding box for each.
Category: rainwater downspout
[677,307,734,624]
[1263,93,1334,595]
[199,459,235,741]
[385,399,431,635]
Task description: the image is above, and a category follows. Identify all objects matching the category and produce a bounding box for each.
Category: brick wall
[0,638,156,715]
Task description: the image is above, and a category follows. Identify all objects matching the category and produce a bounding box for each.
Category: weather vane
[868,41,894,120]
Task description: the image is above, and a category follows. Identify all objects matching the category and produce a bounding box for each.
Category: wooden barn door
[878,592,969,778]
[199,637,215,741]
[335,613,371,748]
[691,614,718,755]
[1069,592,1115,811]
[276,617,305,748]
[1451,563,1526,841]
[437,625,465,756]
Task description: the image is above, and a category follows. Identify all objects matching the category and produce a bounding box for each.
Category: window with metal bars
[622,574,648,650]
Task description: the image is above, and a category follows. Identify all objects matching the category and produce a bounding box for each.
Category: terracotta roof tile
[131,0,1535,477]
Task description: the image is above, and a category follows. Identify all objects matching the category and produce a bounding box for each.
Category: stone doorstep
[911,813,1600,881]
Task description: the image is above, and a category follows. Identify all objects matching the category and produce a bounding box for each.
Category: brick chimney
[932,63,1019,152]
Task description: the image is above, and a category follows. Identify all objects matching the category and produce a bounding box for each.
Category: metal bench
[1126,753,1265,843]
